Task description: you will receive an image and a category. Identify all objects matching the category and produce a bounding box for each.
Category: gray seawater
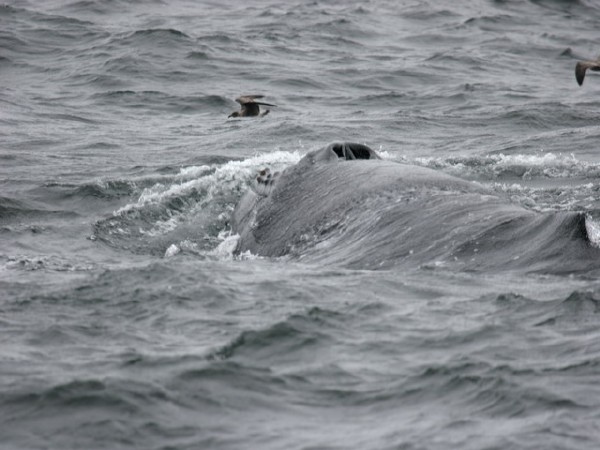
[2,0,600,448]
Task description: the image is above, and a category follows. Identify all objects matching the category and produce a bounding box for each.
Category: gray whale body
[232,143,598,273]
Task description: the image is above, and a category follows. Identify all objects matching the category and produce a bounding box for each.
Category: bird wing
[575,60,600,86]
[576,61,590,86]
[240,102,260,115]
[236,95,265,105]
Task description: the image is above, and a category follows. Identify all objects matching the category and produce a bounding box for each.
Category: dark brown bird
[575,59,600,86]
[228,95,276,118]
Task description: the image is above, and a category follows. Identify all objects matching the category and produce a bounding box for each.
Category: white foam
[177,164,211,179]
[236,250,261,261]
[377,149,393,160]
[411,152,594,179]
[585,216,600,249]
[210,233,240,259]
[145,216,180,237]
[164,244,181,258]
[114,150,302,218]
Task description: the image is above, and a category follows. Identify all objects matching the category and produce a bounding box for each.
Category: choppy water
[3,0,600,449]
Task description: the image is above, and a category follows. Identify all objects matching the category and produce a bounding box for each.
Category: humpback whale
[228,95,276,118]
[232,143,598,273]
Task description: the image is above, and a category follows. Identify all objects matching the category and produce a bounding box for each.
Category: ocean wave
[53,0,117,15]
[4,254,96,272]
[535,290,600,327]
[129,28,190,40]
[45,179,138,200]
[413,151,600,181]
[185,50,211,60]
[104,28,195,55]
[92,151,301,255]
[91,90,230,113]
[411,357,583,421]
[207,306,343,364]
[392,151,600,214]
[2,5,105,55]
[0,196,75,223]
[0,196,33,220]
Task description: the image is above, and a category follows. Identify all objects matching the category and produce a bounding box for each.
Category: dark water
[3,0,600,448]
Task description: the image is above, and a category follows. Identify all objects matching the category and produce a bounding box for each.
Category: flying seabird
[228,95,276,118]
[575,59,600,86]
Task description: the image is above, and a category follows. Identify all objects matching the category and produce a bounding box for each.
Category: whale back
[232,143,597,273]
[233,143,485,260]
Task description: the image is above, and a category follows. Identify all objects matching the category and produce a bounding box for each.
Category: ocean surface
[2,0,600,448]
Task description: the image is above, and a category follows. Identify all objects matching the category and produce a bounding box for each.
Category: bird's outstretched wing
[236,95,277,107]
[575,60,600,86]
